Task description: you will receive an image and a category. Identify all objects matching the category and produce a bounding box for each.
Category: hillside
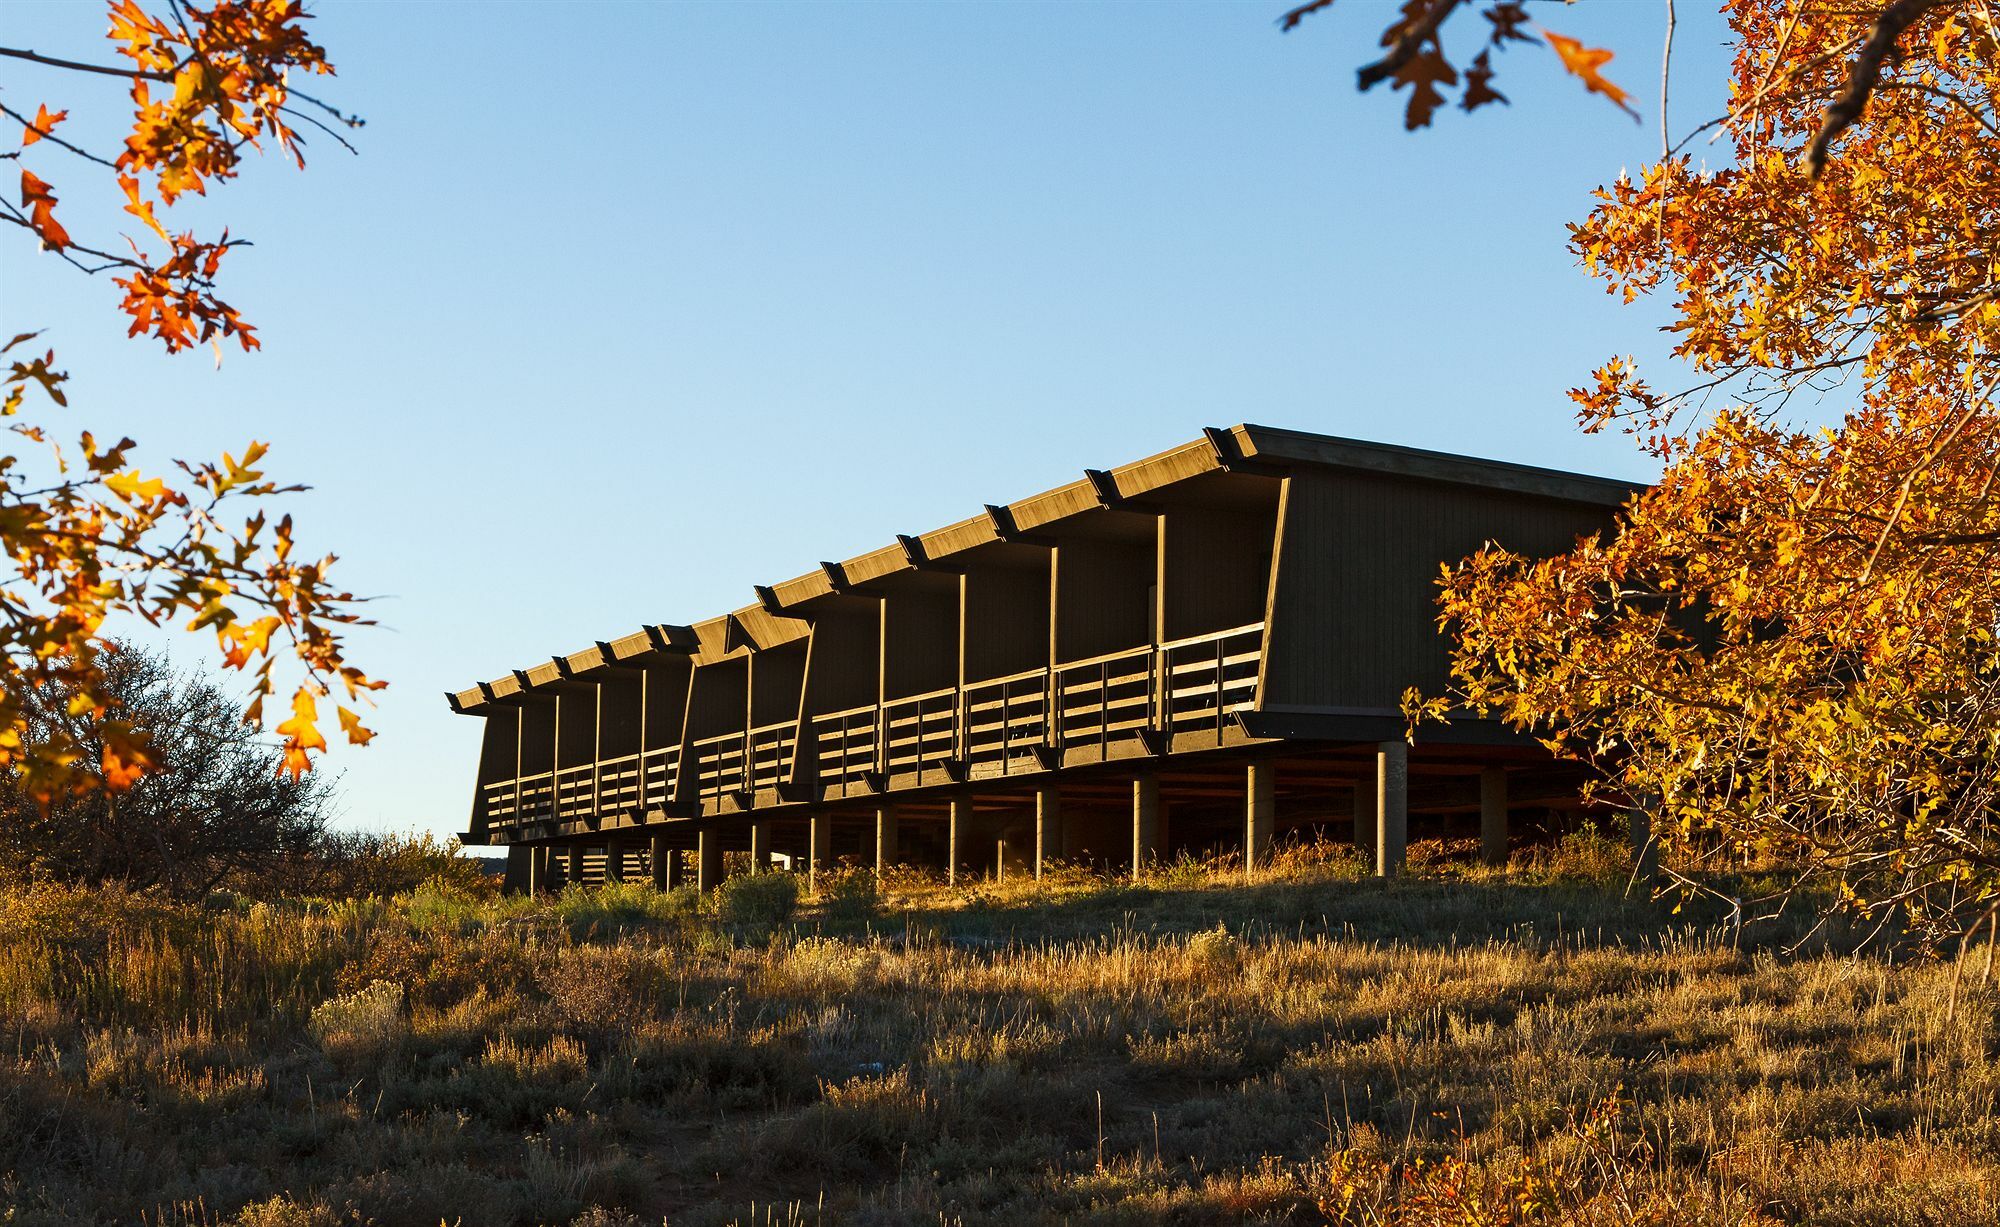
[2,837,1996,1225]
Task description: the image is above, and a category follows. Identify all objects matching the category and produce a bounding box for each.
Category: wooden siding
[961,559,1049,684]
[881,575,957,701]
[1261,467,1615,710]
[1053,533,1155,664]
[1161,503,1275,643]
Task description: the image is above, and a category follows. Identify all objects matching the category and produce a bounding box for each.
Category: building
[447,424,1637,892]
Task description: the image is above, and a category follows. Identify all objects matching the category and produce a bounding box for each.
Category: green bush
[819,866,881,925]
[715,871,801,926]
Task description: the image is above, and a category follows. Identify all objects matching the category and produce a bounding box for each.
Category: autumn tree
[0,643,336,897]
[2,1,377,807]
[1288,2,2000,946]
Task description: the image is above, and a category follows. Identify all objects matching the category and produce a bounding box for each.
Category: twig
[1358,0,1466,92]
[0,46,168,82]
[288,88,365,129]
[1660,0,1677,160]
[0,102,118,168]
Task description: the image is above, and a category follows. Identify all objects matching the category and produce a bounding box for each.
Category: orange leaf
[19,169,70,249]
[274,687,327,778]
[21,104,68,146]
[1541,29,1639,120]
[118,173,172,244]
[337,705,375,746]
[102,736,158,792]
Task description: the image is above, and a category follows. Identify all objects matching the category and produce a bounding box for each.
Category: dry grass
[1,838,1997,1225]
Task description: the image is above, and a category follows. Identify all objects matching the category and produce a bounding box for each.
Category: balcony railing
[478,622,1262,831]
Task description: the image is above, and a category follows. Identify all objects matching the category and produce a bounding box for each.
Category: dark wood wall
[519,700,556,775]
[799,604,880,717]
[1053,533,1155,663]
[1160,505,1274,642]
[598,673,644,758]
[961,559,1050,683]
[749,640,807,727]
[881,575,957,700]
[1260,468,1614,710]
[644,661,690,749]
[684,656,747,740]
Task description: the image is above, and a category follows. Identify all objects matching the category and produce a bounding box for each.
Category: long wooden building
[449,424,1636,892]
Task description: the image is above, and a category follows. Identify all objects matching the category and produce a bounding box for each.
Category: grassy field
[3,833,1997,1226]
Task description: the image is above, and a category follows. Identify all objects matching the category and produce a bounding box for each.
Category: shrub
[307,979,407,1063]
[552,879,694,937]
[818,866,881,925]
[716,871,801,927]
[304,831,495,899]
[1186,923,1242,971]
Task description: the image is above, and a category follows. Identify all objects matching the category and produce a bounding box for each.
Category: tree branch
[0,45,168,82]
[1805,0,1945,179]
[1357,0,1465,92]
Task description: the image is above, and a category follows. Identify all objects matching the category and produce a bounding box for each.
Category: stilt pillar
[874,805,899,877]
[948,793,969,885]
[564,843,583,890]
[749,822,768,875]
[1375,741,1408,878]
[1479,767,1509,867]
[696,829,722,892]
[524,844,543,895]
[1034,784,1061,879]
[807,812,828,891]
[649,834,671,890]
[604,837,625,883]
[1131,773,1161,880]
[1245,757,1275,876]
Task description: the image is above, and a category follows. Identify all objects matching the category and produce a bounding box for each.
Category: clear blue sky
[4,0,1729,839]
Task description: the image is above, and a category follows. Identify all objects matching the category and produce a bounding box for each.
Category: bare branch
[0,45,168,82]
[1358,0,1465,92]
[0,102,117,168]
[1805,0,1946,179]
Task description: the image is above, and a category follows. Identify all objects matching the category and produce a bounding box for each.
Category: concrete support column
[874,805,899,877]
[649,834,671,890]
[1131,774,1161,880]
[524,845,543,895]
[948,793,969,885]
[1245,757,1275,876]
[749,822,768,875]
[563,843,583,890]
[808,813,829,891]
[1479,767,1509,867]
[1375,741,1408,878]
[604,837,624,883]
[1034,784,1061,879]
[696,829,722,892]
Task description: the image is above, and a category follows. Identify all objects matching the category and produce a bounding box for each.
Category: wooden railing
[1052,644,1156,757]
[882,686,957,779]
[690,731,745,805]
[813,704,879,798]
[480,623,1263,828]
[481,743,684,832]
[746,720,797,794]
[960,666,1048,776]
[1160,622,1263,742]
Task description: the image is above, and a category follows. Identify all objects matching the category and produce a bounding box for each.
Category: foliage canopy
[3,1,376,805]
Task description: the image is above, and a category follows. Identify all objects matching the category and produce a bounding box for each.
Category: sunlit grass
[2,841,1996,1225]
